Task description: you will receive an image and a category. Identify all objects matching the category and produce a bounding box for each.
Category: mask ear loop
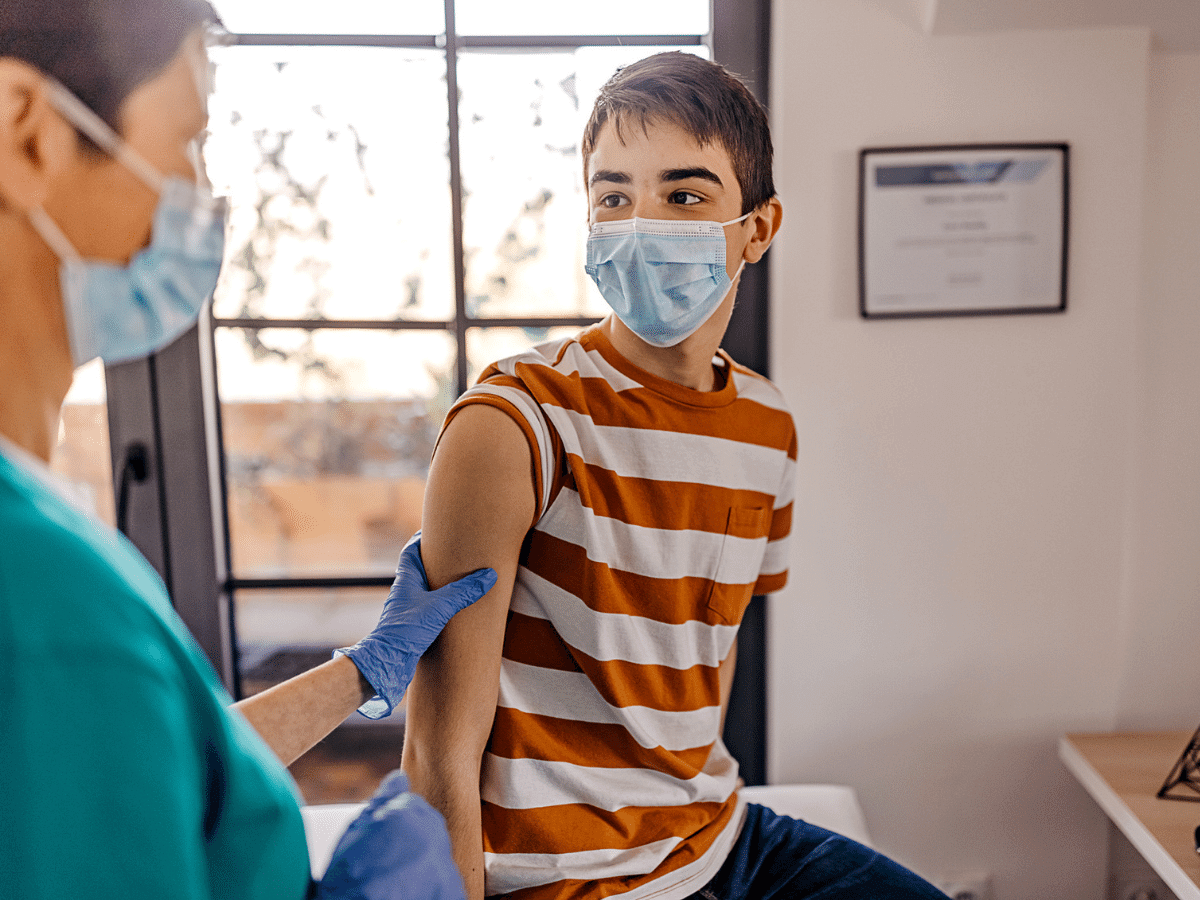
[42,79,165,195]
[723,211,754,278]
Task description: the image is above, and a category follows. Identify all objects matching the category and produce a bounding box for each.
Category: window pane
[458,47,707,319]
[237,586,389,696]
[206,46,454,322]
[215,327,456,578]
[455,0,708,36]
[211,0,443,36]
[467,325,585,385]
[51,359,114,526]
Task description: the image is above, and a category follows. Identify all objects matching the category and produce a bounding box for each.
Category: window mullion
[444,0,470,397]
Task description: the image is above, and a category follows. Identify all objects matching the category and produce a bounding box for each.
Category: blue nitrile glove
[316,771,465,900]
[335,532,496,719]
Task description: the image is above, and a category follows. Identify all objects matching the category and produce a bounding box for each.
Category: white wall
[1116,51,1200,730]
[765,3,1200,897]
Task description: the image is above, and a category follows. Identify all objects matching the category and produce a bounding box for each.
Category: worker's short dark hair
[0,0,219,133]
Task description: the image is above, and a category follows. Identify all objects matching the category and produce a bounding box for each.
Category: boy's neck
[601,316,725,392]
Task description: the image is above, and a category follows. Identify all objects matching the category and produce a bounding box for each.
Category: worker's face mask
[585,213,749,348]
[27,78,227,368]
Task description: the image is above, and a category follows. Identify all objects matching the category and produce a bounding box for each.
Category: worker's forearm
[234,655,372,767]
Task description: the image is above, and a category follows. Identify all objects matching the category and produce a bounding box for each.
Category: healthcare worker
[0,1,495,897]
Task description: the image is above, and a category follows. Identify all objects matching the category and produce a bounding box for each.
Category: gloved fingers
[388,538,496,623]
[430,566,498,618]
[400,568,497,639]
[393,532,430,587]
[401,529,422,554]
[344,533,497,717]
[392,533,497,611]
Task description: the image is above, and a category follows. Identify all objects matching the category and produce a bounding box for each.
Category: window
[203,0,713,701]
[108,0,773,783]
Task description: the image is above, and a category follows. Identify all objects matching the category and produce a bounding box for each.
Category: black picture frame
[858,142,1070,320]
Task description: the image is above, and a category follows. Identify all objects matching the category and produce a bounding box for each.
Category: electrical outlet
[1120,885,1161,900]
[934,872,993,900]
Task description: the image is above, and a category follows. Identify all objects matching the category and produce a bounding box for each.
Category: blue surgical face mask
[27,79,227,368]
[585,213,749,348]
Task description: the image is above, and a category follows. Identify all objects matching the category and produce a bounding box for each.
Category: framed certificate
[859,143,1069,319]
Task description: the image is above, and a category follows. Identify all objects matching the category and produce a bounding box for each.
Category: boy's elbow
[402,660,498,787]
[403,717,489,808]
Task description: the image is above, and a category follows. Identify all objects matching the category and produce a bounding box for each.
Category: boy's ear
[0,59,76,213]
[743,196,783,264]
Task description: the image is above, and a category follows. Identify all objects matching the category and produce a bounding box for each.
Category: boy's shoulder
[483,327,597,372]
[474,326,623,393]
[473,331,795,426]
[722,353,794,417]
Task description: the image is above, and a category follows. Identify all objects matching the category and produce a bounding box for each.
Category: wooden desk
[1060,732,1200,900]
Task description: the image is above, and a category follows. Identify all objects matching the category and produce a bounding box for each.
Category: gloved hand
[315,771,465,900]
[335,531,496,719]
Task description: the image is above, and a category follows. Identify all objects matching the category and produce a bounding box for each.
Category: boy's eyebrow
[587,167,726,189]
[661,166,724,187]
[589,169,632,187]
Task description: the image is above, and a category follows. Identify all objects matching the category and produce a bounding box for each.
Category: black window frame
[105,0,774,784]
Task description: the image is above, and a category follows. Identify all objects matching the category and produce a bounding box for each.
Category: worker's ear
[742,196,783,264]
[0,59,76,213]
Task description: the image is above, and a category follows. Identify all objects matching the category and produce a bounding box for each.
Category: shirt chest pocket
[706,505,771,626]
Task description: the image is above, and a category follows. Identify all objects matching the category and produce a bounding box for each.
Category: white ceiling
[869,0,1200,53]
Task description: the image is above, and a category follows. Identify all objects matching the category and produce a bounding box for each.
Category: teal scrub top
[0,444,311,899]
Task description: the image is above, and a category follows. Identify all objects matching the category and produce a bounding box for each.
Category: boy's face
[586,116,753,284]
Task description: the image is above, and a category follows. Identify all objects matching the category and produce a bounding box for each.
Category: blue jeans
[685,803,949,900]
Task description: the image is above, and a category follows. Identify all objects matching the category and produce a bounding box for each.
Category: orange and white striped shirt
[443,324,796,900]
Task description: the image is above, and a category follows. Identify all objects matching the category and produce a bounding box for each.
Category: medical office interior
[47,0,1200,898]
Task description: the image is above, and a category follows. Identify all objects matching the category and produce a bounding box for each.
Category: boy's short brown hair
[581,51,775,215]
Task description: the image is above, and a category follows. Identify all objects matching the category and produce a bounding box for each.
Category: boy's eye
[669,190,703,206]
[598,194,629,209]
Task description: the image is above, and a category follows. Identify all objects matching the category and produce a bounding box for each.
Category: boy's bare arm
[403,404,537,900]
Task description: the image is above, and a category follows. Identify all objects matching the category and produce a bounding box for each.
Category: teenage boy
[403,52,948,900]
